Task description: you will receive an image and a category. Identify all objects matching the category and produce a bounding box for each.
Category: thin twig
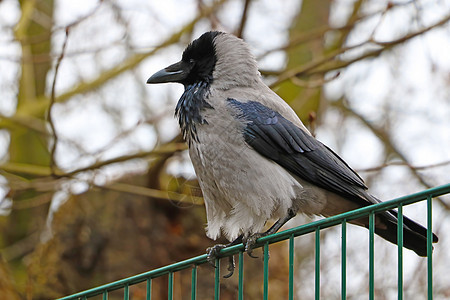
[23,0,228,118]
[95,182,204,205]
[11,192,53,210]
[357,160,450,173]
[268,13,450,87]
[236,0,252,38]
[0,142,187,178]
[289,71,340,88]
[47,27,70,175]
[332,99,450,211]
[61,142,186,178]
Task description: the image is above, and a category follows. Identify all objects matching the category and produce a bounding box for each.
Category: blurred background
[0,0,449,299]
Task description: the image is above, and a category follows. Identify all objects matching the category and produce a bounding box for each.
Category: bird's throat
[175,81,213,143]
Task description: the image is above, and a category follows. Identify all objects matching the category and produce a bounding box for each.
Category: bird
[146,31,438,276]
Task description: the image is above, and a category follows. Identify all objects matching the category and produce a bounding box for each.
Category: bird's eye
[189,59,195,65]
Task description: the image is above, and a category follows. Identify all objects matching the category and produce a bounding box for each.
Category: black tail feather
[374,210,438,257]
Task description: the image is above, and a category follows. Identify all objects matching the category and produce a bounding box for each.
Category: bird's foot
[243,232,267,258]
[206,244,226,267]
[206,244,236,278]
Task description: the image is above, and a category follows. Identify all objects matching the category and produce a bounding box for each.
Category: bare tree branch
[332,99,450,210]
[269,13,450,87]
[22,0,228,119]
[95,182,204,205]
[48,27,70,175]
[235,0,252,38]
[357,160,450,173]
[0,142,187,178]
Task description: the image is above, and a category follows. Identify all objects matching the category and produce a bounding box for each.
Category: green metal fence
[59,183,450,300]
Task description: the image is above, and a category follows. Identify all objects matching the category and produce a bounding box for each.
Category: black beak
[146,60,192,84]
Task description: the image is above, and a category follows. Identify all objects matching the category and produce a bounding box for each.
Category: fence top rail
[58,183,450,300]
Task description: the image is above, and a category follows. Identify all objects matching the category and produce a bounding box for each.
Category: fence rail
[59,183,450,300]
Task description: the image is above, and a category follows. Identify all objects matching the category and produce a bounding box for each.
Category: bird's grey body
[189,90,301,241]
[147,31,437,257]
[188,81,352,241]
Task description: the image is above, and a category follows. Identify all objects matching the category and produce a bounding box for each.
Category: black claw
[244,233,263,258]
[206,244,237,278]
[223,256,235,278]
[245,241,257,258]
[247,250,259,259]
[206,244,226,267]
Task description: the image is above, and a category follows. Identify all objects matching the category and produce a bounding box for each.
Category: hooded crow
[147,31,438,275]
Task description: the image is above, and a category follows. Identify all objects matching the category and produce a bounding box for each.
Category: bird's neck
[175,81,213,143]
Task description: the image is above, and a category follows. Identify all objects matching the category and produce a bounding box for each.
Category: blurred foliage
[0,0,449,299]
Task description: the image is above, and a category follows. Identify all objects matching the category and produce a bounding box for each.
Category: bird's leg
[244,208,297,258]
[206,234,243,278]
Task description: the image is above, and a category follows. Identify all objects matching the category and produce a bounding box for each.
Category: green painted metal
[238,251,244,300]
[102,290,107,300]
[191,265,197,300]
[57,183,450,300]
[341,220,346,300]
[263,242,269,300]
[315,228,320,300]
[123,284,129,300]
[427,195,433,300]
[168,272,173,300]
[146,278,151,300]
[369,212,375,300]
[288,234,294,300]
[214,258,220,300]
[397,204,403,300]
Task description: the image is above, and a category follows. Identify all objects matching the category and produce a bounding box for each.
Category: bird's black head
[147,31,222,86]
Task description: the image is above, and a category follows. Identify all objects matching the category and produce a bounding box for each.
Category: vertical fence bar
[369,212,375,300]
[191,265,197,300]
[168,272,174,300]
[397,204,403,300]
[103,290,108,300]
[146,278,151,300]
[263,242,269,300]
[238,251,244,300]
[427,195,433,300]
[214,258,220,300]
[315,227,320,300]
[124,284,129,300]
[341,220,346,300]
[289,235,294,300]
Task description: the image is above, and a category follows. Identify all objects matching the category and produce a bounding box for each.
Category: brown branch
[95,182,204,205]
[0,114,47,134]
[269,41,368,88]
[311,12,450,75]
[235,0,252,38]
[0,142,187,178]
[12,192,53,210]
[47,27,70,175]
[289,71,341,88]
[17,0,227,119]
[357,160,450,173]
[61,142,187,178]
[257,0,371,62]
[332,99,450,211]
[1,163,53,177]
[0,232,40,262]
[269,13,450,87]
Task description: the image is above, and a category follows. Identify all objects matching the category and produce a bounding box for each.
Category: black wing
[228,98,371,205]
